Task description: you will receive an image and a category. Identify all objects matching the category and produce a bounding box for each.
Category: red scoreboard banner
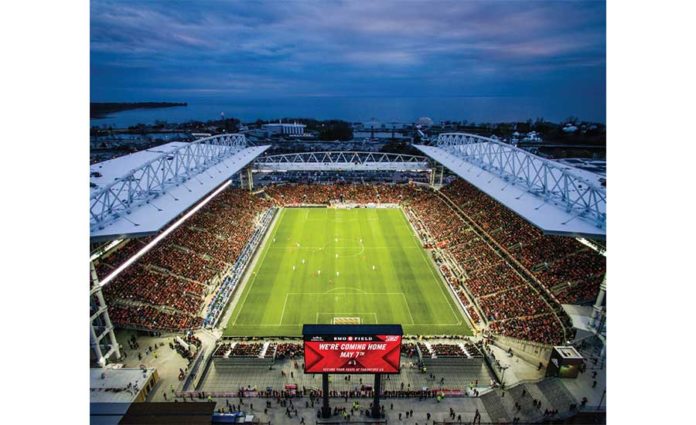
[304,333,402,374]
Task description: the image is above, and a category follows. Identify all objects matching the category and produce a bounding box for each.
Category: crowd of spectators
[465,304,481,325]
[230,343,264,357]
[94,238,151,280]
[104,266,205,315]
[440,179,605,304]
[100,188,272,332]
[174,337,195,360]
[265,183,413,206]
[98,180,600,343]
[416,343,430,357]
[204,207,277,326]
[488,314,565,346]
[416,342,474,358]
[186,333,202,349]
[428,343,467,358]
[214,343,232,357]
[477,286,549,322]
[400,186,564,345]
[274,343,303,360]
[464,263,527,298]
[401,343,418,358]
[265,183,571,345]
[463,341,484,358]
[107,304,202,331]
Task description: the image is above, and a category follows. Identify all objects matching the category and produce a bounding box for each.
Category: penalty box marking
[277,292,459,326]
[315,312,378,324]
[269,245,422,250]
[325,287,368,294]
[235,208,463,328]
[280,293,394,325]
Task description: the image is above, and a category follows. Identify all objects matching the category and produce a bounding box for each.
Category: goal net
[332,317,361,325]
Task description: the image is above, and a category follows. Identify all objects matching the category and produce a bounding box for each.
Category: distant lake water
[90,96,605,128]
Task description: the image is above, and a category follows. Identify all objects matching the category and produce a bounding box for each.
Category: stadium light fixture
[576,238,606,256]
[90,238,124,262]
[99,180,233,287]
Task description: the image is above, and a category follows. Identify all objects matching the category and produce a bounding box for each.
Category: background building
[262,122,306,136]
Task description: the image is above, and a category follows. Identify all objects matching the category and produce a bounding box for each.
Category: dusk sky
[91,0,606,122]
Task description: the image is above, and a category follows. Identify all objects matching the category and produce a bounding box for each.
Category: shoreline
[90,102,187,119]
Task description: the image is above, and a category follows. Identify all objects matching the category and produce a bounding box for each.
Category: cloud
[91,0,605,113]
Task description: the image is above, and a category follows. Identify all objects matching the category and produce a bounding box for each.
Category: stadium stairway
[259,342,271,359]
[536,378,577,412]
[507,384,542,420]
[478,378,581,424]
[480,390,511,423]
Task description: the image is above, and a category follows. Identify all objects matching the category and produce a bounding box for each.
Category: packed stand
[266,183,567,345]
[94,238,151,280]
[402,187,564,344]
[203,207,277,327]
[264,183,414,206]
[107,304,202,331]
[477,285,549,322]
[417,343,432,358]
[429,343,467,358]
[463,341,484,358]
[440,179,605,304]
[401,343,418,358]
[102,188,273,331]
[488,314,565,345]
[229,343,264,358]
[274,343,303,360]
[214,343,232,357]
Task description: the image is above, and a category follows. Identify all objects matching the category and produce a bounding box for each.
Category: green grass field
[223,208,471,336]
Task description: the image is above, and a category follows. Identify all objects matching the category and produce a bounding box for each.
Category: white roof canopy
[90,135,269,241]
[416,133,606,238]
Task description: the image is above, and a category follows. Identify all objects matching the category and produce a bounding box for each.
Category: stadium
[89,133,606,424]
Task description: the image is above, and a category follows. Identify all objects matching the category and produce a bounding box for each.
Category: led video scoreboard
[302,324,403,374]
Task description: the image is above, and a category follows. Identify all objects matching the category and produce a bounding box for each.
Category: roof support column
[591,275,606,336]
[429,161,436,187]
[90,262,121,367]
[246,166,254,191]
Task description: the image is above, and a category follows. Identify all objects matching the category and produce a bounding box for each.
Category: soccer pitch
[224,208,471,336]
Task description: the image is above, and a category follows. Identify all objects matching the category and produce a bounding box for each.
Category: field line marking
[228,324,303,327]
[228,321,462,327]
[269,245,422,249]
[400,293,415,325]
[316,312,378,324]
[231,208,284,326]
[278,293,289,325]
[286,292,407,295]
[324,286,368,294]
[399,208,462,324]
